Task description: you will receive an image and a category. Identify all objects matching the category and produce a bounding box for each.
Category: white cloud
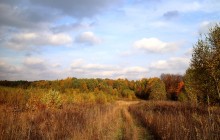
[150,60,169,70]
[123,66,147,73]
[24,57,44,65]
[198,21,217,34]
[49,33,72,45]
[71,59,84,68]
[84,64,113,70]
[149,57,190,76]
[70,59,148,79]
[184,48,193,56]
[71,59,114,71]
[0,57,65,81]
[134,38,179,53]
[3,32,73,50]
[0,60,19,73]
[23,57,47,70]
[0,60,22,80]
[75,31,101,45]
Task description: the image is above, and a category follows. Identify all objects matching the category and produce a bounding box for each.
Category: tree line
[0,75,186,101]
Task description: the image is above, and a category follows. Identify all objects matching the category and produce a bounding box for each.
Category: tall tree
[185,24,220,104]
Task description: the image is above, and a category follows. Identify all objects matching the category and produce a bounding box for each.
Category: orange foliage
[176,81,184,94]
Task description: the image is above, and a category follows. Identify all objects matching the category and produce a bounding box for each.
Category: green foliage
[0,76,175,102]
[122,89,136,100]
[184,69,198,104]
[41,90,63,108]
[178,92,188,102]
[185,24,220,104]
[148,78,167,100]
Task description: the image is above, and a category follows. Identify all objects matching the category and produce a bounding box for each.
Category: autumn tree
[160,73,183,100]
[185,24,220,104]
[147,77,167,100]
[134,79,149,99]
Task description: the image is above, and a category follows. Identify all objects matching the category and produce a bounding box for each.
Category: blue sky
[0,0,219,80]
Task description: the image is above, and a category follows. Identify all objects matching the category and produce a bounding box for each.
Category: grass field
[129,101,220,140]
[0,86,219,140]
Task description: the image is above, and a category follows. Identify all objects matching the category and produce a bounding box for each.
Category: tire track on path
[115,101,153,140]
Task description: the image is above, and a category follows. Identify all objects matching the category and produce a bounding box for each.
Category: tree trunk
[216,82,220,99]
[213,78,220,99]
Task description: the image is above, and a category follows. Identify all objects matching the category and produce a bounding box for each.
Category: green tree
[148,78,167,100]
[185,24,220,104]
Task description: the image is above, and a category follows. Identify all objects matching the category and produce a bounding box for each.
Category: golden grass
[129,101,220,140]
[0,103,123,140]
[0,86,122,139]
[1,86,219,140]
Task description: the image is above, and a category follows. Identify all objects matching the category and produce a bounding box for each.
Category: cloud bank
[134,38,180,53]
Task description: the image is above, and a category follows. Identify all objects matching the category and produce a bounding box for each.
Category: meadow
[0,86,122,139]
[0,85,219,140]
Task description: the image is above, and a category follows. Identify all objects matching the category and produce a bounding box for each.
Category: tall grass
[129,101,220,140]
[1,86,220,140]
[0,102,123,139]
[0,86,122,139]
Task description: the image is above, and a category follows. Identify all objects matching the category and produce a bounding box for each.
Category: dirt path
[115,101,153,140]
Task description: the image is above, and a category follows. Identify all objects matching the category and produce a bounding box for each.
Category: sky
[0,0,220,81]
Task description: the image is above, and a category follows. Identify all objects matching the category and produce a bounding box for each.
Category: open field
[0,86,219,140]
[0,99,147,140]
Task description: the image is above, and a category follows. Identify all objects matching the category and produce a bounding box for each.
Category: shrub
[95,92,108,104]
[122,89,136,100]
[41,90,63,108]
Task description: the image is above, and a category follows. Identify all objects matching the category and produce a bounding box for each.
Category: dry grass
[129,101,220,140]
[1,86,219,140]
[120,107,138,140]
[0,86,122,140]
[0,103,123,140]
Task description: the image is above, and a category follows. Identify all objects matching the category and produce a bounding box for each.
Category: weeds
[0,103,123,139]
[129,101,220,140]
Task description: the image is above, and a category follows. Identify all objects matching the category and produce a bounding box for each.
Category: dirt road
[114,100,153,140]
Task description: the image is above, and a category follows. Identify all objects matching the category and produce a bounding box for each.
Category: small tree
[148,78,167,100]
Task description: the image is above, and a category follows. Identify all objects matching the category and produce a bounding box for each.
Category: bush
[95,92,108,104]
[41,90,63,108]
[122,89,136,100]
[148,78,167,100]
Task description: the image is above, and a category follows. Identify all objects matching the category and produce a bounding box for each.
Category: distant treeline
[0,80,32,88]
[0,74,186,101]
